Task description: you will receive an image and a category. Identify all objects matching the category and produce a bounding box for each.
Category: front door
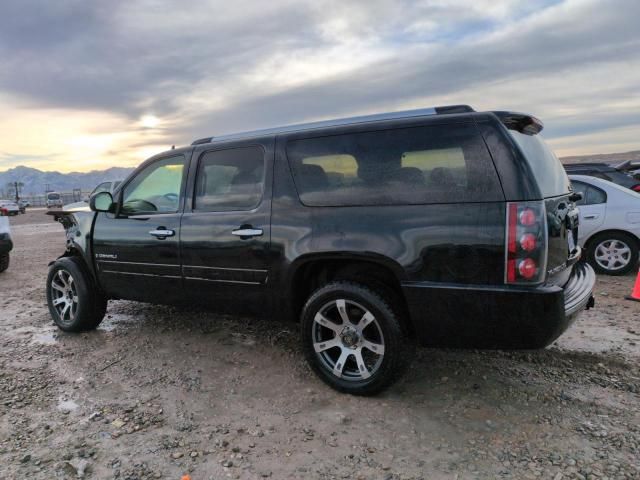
[180,142,273,316]
[93,153,189,304]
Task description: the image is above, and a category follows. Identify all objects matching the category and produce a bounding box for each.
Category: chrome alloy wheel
[312,299,385,381]
[50,270,79,325]
[594,239,632,272]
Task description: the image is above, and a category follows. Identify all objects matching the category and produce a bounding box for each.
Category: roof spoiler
[492,111,544,135]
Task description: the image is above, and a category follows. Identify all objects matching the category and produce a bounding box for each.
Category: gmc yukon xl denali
[47,105,595,395]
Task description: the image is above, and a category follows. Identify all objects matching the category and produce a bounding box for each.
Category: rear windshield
[287,124,504,206]
[509,132,570,197]
[47,193,61,200]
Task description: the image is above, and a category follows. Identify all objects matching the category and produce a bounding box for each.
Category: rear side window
[194,146,264,211]
[509,132,570,198]
[286,124,503,206]
[571,181,607,206]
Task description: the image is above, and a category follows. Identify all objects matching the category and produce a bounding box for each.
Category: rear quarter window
[286,123,504,206]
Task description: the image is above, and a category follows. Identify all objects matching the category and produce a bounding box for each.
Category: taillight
[505,201,547,284]
[632,185,640,192]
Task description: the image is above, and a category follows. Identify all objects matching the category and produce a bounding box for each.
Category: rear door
[180,139,273,315]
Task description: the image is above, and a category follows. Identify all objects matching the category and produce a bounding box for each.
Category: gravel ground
[0,210,639,480]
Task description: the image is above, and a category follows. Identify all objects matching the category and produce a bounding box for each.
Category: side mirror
[89,191,115,212]
[569,191,583,203]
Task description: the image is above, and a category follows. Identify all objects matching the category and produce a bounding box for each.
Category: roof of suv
[190,105,543,147]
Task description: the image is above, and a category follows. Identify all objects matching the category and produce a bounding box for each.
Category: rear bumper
[402,262,596,349]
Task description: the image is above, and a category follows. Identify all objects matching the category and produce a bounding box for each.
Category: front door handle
[149,228,175,239]
[232,227,263,238]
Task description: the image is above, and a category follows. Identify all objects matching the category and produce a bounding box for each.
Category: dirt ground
[0,210,638,480]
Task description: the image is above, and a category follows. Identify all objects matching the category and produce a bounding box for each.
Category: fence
[19,191,92,207]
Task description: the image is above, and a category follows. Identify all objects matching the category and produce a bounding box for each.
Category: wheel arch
[583,228,640,252]
[287,253,414,333]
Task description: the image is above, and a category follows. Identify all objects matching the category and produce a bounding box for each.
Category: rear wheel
[0,253,9,273]
[587,232,639,275]
[47,257,107,331]
[301,281,413,395]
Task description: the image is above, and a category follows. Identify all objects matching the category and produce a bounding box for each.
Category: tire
[0,253,9,273]
[46,256,107,332]
[301,281,413,395]
[587,232,639,276]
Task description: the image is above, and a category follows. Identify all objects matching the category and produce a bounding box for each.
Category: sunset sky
[1,0,639,173]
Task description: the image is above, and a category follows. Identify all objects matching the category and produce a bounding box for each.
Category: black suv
[47,105,595,395]
[563,162,640,192]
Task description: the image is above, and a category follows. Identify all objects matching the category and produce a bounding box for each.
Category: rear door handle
[232,228,263,238]
[149,228,175,239]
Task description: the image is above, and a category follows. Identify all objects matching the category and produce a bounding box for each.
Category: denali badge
[95,253,117,259]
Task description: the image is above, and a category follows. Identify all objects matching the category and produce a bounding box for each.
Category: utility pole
[13,181,22,202]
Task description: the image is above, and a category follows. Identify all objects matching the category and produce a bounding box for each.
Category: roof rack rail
[191,137,214,145]
[434,105,475,114]
[189,104,476,146]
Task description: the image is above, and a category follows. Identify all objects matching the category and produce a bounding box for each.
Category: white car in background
[569,174,640,275]
[0,200,20,216]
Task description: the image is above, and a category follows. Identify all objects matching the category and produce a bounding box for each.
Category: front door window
[121,156,185,215]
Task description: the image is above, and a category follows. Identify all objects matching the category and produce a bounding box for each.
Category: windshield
[509,132,571,197]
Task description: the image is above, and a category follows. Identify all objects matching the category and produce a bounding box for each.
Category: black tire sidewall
[587,232,639,276]
[301,281,409,395]
[46,257,105,332]
[0,253,9,273]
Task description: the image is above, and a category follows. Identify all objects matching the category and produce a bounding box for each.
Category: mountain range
[0,165,135,196]
[1,149,639,196]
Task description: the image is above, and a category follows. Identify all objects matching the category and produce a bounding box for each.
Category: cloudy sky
[0,0,639,172]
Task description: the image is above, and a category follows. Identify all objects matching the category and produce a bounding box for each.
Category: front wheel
[587,232,639,275]
[47,257,107,332]
[301,281,413,395]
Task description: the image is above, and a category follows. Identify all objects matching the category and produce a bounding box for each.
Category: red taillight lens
[632,185,640,192]
[519,233,537,252]
[518,258,537,279]
[519,208,536,226]
[505,201,547,284]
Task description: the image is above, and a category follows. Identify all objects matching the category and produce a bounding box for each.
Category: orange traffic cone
[627,267,640,302]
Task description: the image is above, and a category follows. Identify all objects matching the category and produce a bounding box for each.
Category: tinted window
[571,181,607,205]
[122,156,184,215]
[194,146,264,211]
[286,124,503,206]
[509,132,570,197]
[571,181,588,206]
[586,185,606,204]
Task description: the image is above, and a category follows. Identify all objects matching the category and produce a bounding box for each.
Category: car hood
[62,201,91,212]
[0,216,10,235]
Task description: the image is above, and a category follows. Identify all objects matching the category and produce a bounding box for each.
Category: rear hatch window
[509,132,571,198]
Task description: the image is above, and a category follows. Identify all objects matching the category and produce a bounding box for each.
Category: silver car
[0,200,20,216]
[569,174,640,275]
